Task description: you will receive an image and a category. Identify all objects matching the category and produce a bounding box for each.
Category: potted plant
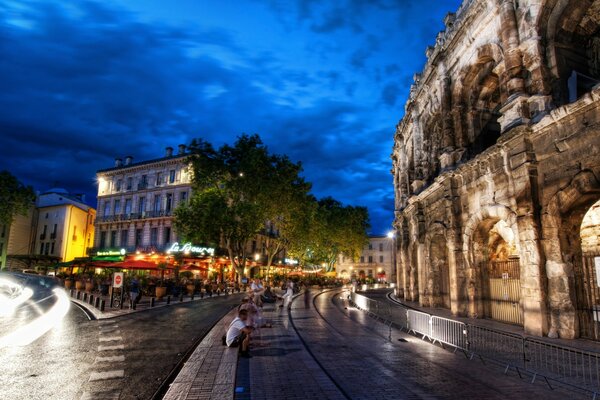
[180,271,194,295]
[155,262,168,299]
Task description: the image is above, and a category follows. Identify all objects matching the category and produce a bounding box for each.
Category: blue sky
[0,0,461,234]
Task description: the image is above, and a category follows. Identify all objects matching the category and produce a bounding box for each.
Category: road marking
[81,390,120,400]
[98,320,117,325]
[88,370,124,381]
[99,329,121,335]
[98,344,125,351]
[99,336,122,342]
[94,355,125,363]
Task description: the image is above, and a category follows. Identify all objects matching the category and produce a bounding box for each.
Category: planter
[64,280,73,289]
[155,286,167,299]
[85,282,94,293]
[186,284,195,295]
[75,281,83,291]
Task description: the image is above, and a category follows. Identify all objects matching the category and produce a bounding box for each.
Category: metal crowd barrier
[348,291,600,397]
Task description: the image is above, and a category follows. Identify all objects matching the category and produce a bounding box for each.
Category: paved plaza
[168,288,579,400]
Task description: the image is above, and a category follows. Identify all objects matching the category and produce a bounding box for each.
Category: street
[0,276,242,400]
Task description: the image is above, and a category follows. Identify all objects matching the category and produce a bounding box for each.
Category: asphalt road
[0,286,243,400]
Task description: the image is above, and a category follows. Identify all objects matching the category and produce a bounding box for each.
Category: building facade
[337,236,395,282]
[0,189,95,269]
[94,145,192,253]
[392,0,600,340]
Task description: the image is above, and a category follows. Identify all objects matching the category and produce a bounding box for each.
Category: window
[116,179,122,192]
[124,198,132,214]
[368,243,373,250]
[40,242,44,254]
[368,269,373,277]
[140,175,148,189]
[368,256,373,263]
[380,255,384,263]
[52,224,57,235]
[150,228,158,246]
[156,172,162,186]
[379,243,383,252]
[44,242,50,255]
[135,229,143,246]
[73,226,77,241]
[103,201,110,216]
[126,177,133,190]
[120,230,128,247]
[169,170,176,183]
[164,227,171,245]
[165,193,173,212]
[114,199,121,215]
[45,213,48,219]
[154,195,161,212]
[138,197,146,213]
[110,231,117,247]
[360,256,364,263]
[42,225,47,235]
[180,191,188,203]
[51,242,55,254]
[100,231,107,248]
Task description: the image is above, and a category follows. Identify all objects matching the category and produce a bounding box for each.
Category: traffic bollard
[94,297,100,308]
[191,293,194,301]
[167,296,171,304]
[151,297,155,307]
[70,289,74,297]
[76,291,81,300]
[100,299,105,311]
[83,293,88,302]
[179,293,184,302]
[89,294,94,305]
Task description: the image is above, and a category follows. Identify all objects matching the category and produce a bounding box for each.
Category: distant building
[0,188,95,270]
[34,189,95,262]
[94,146,192,252]
[337,235,394,282]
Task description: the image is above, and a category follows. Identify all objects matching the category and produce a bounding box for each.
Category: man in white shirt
[226,309,253,357]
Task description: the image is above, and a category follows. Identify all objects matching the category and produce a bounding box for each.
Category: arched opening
[472,219,523,325]
[575,198,600,339]
[547,0,600,105]
[429,234,451,308]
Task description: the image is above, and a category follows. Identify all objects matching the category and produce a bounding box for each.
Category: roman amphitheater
[392,0,600,340]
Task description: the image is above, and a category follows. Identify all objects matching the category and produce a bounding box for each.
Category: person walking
[280,280,294,310]
[129,276,140,309]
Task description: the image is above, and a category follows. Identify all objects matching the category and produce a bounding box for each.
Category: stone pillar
[416,243,426,306]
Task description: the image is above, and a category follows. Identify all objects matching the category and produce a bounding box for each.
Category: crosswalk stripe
[99,336,122,342]
[94,355,125,363]
[80,390,120,400]
[99,329,121,335]
[88,370,124,381]
[98,344,125,351]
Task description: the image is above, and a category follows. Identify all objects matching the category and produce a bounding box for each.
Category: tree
[175,134,305,281]
[0,171,35,227]
[303,197,369,272]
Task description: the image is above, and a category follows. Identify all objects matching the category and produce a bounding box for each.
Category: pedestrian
[129,276,140,309]
[303,283,310,309]
[225,309,254,358]
[280,280,293,310]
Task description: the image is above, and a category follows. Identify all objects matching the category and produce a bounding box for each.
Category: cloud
[0,0,461,233]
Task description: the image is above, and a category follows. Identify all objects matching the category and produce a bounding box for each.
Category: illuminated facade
[0,207,36,269]
[94,145,192,252]
[392,0,600,339]
[337,236,394,282]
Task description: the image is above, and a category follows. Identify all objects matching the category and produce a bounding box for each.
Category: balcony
[39,233,46,240]
[50,233,56,240]
[137,182,149,190]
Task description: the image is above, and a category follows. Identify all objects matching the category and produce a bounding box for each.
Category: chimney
[165,146,173,157]
[124,156,133,166]
[115,158,123,167]
[178,144,187,154]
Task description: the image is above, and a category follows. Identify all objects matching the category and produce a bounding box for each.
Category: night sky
[0,0,461,234]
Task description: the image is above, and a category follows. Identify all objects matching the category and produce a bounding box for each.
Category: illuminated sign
[284,258,298,265]
[167,242,215,256]
[97,249,126,256]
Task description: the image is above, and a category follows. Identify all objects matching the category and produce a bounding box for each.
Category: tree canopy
[0,170,35,226]
[174,134,369,279]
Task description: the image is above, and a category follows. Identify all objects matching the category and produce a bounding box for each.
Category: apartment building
[336,235,394,282]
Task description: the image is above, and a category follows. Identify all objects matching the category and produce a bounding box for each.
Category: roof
[96,153,190,173]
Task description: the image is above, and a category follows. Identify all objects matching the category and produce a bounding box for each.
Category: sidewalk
[70,290,243,320]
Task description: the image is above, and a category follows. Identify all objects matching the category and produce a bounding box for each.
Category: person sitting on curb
[226,309,253,358]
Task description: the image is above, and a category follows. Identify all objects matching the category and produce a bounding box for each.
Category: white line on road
[99,329,121,336]
[88,370,124,381]
[99,336,122,342]
[98,344,125,351]
[94,355,125,363]
[98,320,117,325]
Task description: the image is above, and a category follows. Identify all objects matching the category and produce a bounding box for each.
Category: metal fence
[348,291,600,397]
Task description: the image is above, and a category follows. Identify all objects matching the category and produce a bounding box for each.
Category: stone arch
[452,43,506,159]
[542,169,600,338]
[538,0,600,105]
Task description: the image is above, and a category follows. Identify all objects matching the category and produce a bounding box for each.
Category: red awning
[182,264,208,271]
[111,260,161,270]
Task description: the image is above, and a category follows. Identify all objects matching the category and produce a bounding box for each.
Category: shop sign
[113,272,124,288]
[97,248,126,256]
[167,242,215,256]
[284,258,298,265]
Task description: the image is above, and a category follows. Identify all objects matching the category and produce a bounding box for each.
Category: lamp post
[387,231,397,286]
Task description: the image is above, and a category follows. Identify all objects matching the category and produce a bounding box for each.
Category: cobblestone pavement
[235,303,345,400]
[287,289,577,400]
